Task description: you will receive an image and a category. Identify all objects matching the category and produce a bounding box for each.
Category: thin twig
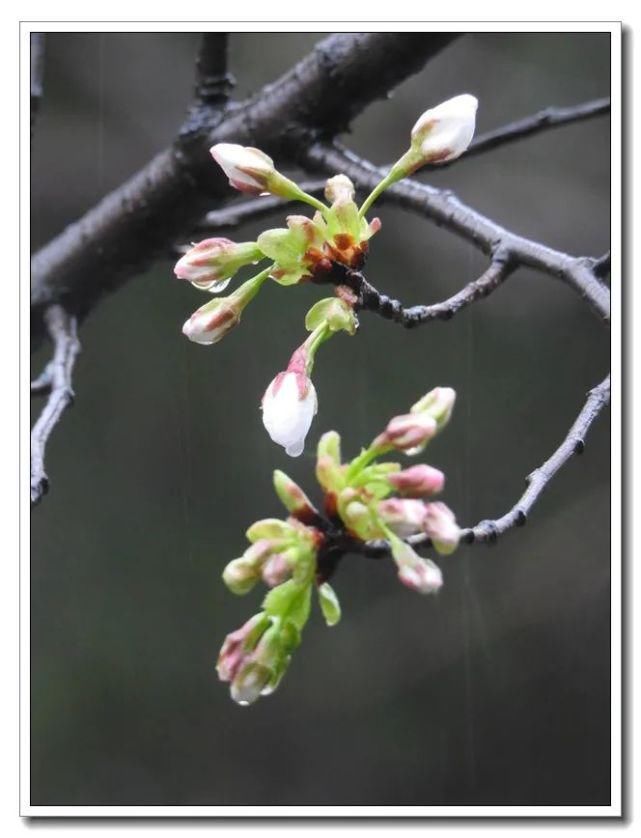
[318,252,516,328]
[194,33,235,105]
[463,97,610,162]
[31,33,45,138]
[305,143,611,322]
[171,180,327,254]
[358,374,611,557]
[31,306,81,506]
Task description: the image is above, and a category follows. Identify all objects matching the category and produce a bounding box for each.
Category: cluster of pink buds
[173,96,477,457]
[216,385,462,705]
[316,386,460,594]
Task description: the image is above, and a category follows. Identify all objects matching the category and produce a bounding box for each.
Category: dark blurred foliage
[30,32,611,806]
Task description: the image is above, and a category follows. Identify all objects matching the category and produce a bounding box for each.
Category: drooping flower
[261,370,317,457]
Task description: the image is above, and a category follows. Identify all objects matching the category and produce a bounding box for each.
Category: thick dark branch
[320,253,515,328]
[30,33,45,137]
[463,97,610,161]
[31,33,458,334]
[194,33,235,105]
[31,306,81,506]
[305,143,611,322]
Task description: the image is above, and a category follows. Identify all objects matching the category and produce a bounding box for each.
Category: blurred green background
[30,32,611,806]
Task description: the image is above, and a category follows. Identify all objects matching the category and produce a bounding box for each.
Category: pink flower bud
[174,238,262,291]
[230,662,273,706]
[273,470,318,522]
[389,537,443,595]
[410,94,477,165]
[388,464,445,497]
[374,412,438,454]
[423,501,460,555]
[216,614,268,683]
[182,297,240,345]
[378,498,427,538]
[397,557,443,594]
[261,370,317,457]
[411,387,456,431]
[324,174,355,204]
[261,553,293,588]
[210,143,275,195]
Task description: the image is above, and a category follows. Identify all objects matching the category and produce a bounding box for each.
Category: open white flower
[411,94,478,164]
[261,371,318,457]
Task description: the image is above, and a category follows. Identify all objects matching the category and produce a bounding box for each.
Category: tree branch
[171,180,327,254]
[461,97,610,162]
[317,251,516,328]
[304,142,611,322]
[194,33,235,106]
[460,374,611,543]
[356,374,611,559]
[30,306,81,505]
[30,32,45,137]
[31,33,459,335]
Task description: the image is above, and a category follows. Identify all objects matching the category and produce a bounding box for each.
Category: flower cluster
[174,95,478,457]
[217,386,460,705]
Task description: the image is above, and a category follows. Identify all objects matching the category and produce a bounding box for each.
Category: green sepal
[317,582,341,626]
[305,297,358,335]
[262,580,312,633]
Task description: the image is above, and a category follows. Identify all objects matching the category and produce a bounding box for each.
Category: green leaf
[317,582,341,626]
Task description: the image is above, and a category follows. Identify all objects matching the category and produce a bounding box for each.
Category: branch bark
[30,306,81,505]
[460,97,610,162]
[31,33,458,335]
[304,142,611,322]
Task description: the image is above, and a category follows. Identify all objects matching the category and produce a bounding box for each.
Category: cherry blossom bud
[262,370,317,457]
[397,555,444,595]
[324,174,355,204]
[174,239,262,292]
[423,502,460,555]
[210,143,276,195]
[273,470,318,522]
[411,387,456,432]
[182,297,241,345]
[390,537,443,595]
[388,464,445,497]
[222,556,261,595]
[211,143,308,200]
[374,412,438,454]
[230,662,273,706]
[182,268,269,345]
[261,552,294,588]
[316,431,344,494]
[410,94,477,165]
[217,613,269,679]
[378,498,427,538]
